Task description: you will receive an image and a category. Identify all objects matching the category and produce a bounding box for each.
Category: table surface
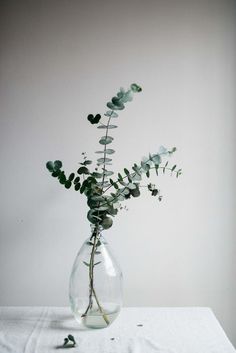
[0,307,235,353]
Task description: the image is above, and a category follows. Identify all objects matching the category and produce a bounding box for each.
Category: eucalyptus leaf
[108,206,118,216]
[132,173,142,181]
[132,165,141,175]
[97,125,118,129]
[68,335,76,344]
[69,173,75,181]
[91,172,103,178]
[96,205,110,211]
[113,202,120,209]
[52,170,60,177]
[54,160,62,171]
[104,110,118,118]
[111,97,125,109]
[107,102,117,110]
[74,176,80,184]
[123,90,133,102]
[96,181,110,187]
[91,195,105,201]
[130,83,142,92]
[131,186,140,197]
[107,101,124,111]
[151,154,161,165]
[77,166,89,174]
[141,161,149,172]
[121,188,130,195]
[117,194,125,201]
[104,170,114,176]
[59,173,66,184]
[65,180,72,189]
[101,216,113,229]
[127,183,137,190]
[74,183,81,191]
[87,113,101,125]
[99,136,113,145]
[118,180,127,186]
[105,149,115,154]
[46,161,54,172]
[83,261,90,266]
[87,209,102,224]
[97,158,112,163]
[94,261,101,266]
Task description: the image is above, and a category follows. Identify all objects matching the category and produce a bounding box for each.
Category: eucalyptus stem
[81,226,110,326]
[100,114,113,191]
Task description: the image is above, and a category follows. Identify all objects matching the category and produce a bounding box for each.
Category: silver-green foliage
[46,84,181,230]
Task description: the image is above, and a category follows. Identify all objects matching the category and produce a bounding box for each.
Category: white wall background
[0,0,235,346]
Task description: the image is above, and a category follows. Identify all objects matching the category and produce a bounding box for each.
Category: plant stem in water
[81,228,110,326]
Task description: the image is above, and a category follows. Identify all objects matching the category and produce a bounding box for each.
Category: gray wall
[0,0,236,346]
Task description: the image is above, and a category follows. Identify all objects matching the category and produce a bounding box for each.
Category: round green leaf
[131,187,140,197]
[65,180,72,189]
[46,161,54,172]
[54,160,62,170]
[106,149,115,154]
[130,83,142,93]
[74,176,80,184]
[111,97,125,109]
[87,114,101,125]
[77,166,89,174]
[74,183,81,191]
[59,174,66,184]
[151,154,161,165]
[101,216,113,229]
[52,170,60,177]
[97,157,112,164]
[104,111,118,118]
[99,136,113,145]
[69,173,75,181]
[107,102,124,111]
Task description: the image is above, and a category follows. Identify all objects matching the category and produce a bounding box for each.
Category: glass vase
[69,229,123,329]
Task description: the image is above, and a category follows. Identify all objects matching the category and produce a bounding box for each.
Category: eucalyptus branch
[46,84,181,230]
[100,114,113,190]
[102,160,181,196]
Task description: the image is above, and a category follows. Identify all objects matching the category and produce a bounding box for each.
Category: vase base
[74,308,120,329]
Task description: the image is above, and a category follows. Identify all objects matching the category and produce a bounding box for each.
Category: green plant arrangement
[46,83,181,328]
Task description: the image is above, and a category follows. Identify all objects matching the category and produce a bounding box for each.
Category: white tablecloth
[0,307,235,353]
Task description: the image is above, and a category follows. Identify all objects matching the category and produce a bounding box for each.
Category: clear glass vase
[69,229,123,329]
